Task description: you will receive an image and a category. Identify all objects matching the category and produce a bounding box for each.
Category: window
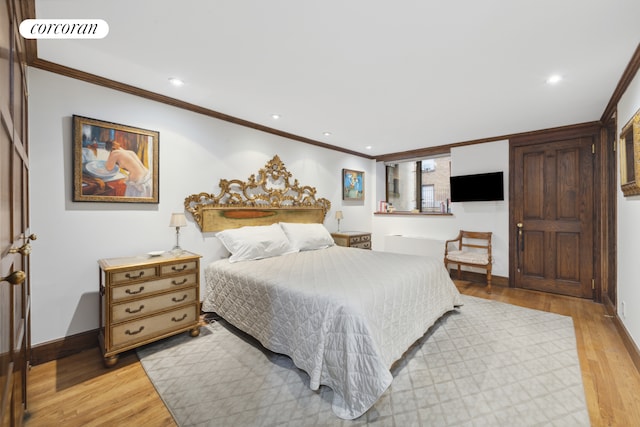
[421,159,436,172]
[385,155,451,213]
[422,184,435,210]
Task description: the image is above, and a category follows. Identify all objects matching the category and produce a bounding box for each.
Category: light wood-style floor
[24,282,640,427]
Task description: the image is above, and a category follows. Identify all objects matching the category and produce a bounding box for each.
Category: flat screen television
[449,171,504,202]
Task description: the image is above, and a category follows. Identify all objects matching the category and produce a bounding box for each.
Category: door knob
[516,222,524,250]
[9,243,32,256]
[516,222,524,272]
[1,270,25,285]
[9,233,37,256]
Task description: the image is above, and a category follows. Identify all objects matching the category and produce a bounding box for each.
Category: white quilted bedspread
[203,246,462,419]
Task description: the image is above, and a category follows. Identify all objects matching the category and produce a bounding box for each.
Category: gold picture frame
[620,107,640,197]
[73,115,159,203]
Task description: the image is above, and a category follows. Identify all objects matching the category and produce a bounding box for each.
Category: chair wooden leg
[486,269,492,294]
[456,265,461,280]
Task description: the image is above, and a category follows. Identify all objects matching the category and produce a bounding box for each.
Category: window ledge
[374,211,453,216]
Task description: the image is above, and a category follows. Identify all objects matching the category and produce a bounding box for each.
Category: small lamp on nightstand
[335,210,344,232]
[169,213,187,253]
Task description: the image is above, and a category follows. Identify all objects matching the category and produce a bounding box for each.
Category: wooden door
[1,1,32,425]
[511,135,595,298]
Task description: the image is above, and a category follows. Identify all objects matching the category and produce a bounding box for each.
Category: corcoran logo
[19,19,109,39]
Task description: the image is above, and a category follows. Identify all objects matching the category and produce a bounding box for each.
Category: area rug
[137,295,590,426]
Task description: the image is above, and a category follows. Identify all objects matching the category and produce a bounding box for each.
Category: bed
[185,155,463,419]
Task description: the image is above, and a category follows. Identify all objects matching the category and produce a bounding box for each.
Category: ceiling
[33,0,640,157]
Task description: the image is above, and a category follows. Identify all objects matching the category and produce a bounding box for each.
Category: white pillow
[216,224,298,263]
[279,222,335,251]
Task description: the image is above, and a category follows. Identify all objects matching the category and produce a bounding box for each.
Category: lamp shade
[335,211,344,220]
[169,213,187,228]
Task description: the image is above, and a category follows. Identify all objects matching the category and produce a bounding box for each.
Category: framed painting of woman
[73,115,159,203]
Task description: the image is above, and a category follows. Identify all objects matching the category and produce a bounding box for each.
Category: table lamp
[335,210,344,232]
[169,213,187,253]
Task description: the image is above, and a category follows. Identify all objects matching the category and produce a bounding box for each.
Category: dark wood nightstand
[331,231,372,249]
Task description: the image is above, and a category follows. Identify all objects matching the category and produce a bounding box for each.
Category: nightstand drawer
[111,288,197,322]
[350,235,370,244]
[331,232,372,250]
[112,267,157,284]
[110,304,198,348]
[160,260,197,275]
[352,241,371,249]
[111,273,197,301]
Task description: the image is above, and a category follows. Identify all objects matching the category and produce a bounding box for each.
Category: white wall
[372,140,509,277]
[28,68,375,345]
[616,67,640,350]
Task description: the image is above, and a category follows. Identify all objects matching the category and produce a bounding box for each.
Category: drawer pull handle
[171,278,188,286]
[172,265,188,272]
[172,313,188,322]
[125,286,145,295]
[125,271,145,279]
[172,295,188,303]
[125,305,145,314]
[125,326,144,336]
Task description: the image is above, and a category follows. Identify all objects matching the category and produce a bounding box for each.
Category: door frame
[509,122,616,302]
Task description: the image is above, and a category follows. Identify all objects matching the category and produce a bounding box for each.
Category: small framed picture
[342,169,364,200]
[73,115,159,203]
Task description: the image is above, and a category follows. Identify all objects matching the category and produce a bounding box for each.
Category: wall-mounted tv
[450,171,504,202]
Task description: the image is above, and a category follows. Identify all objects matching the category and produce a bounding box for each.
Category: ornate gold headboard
[184,155,331,232]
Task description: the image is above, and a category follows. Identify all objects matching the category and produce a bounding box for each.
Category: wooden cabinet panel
[1,1,31,425]
[557,148,580,220]
[522,230,544,277]
[523,151,544,220]
[556,232,580,282]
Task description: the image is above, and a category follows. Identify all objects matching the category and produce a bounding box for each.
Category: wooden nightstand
[331,231,372,249]
[98,251,202,367]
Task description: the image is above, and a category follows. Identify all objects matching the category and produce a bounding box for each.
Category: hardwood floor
[25,348,175,427]
[24,282,640,427]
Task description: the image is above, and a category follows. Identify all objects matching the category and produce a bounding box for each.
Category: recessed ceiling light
[365,145,372,150]
[323,132,331,137]
[546,74,562,85]
[271,114,280,120]
[168,77,184,87]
